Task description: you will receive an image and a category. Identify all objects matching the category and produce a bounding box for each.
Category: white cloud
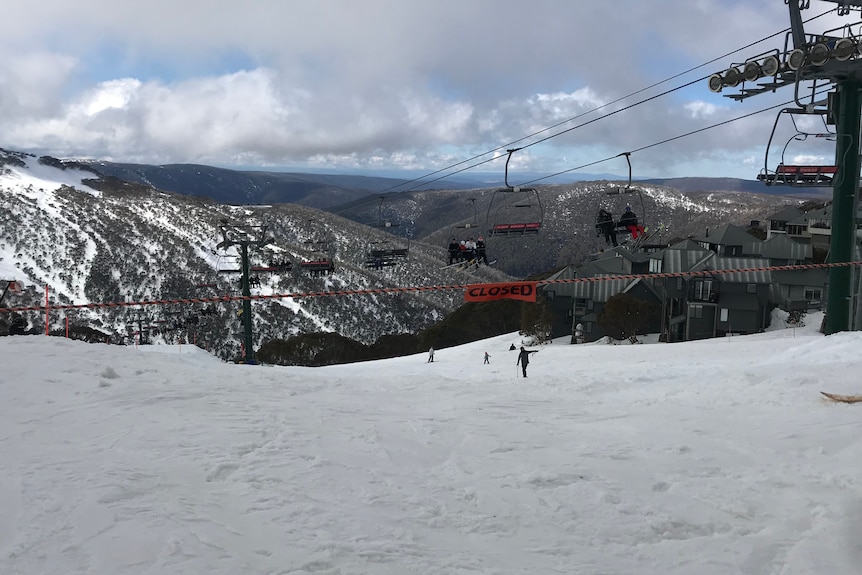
[80,79,141,116]
[0,1,855,179]
[684,100,721,119]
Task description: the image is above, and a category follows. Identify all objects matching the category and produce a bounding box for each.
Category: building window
[805,288,822,302]
[650,258,662,273]
[545,290,555,301]
[693,279,713,301]
[747,283,757,294]
[720,308,729,322]
[587,300,594,311]
[676,277,683,290]
[692,304,703,319]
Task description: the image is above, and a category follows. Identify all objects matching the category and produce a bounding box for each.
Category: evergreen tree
[598,292,657,343]
[520,295,553,344]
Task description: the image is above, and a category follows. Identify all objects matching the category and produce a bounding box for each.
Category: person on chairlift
[619,205,645,239]
[597,209,618,247]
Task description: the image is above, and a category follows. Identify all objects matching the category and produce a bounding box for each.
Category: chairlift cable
[521,86,833,186]
[377,8,837,195]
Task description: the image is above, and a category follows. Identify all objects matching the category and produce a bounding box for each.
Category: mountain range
[0,148,816,361]
[79,158,829,210]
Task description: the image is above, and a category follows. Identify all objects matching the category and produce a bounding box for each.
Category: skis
[821,391,862,403]
[439,258,496,271]
[440,259,476,270]
[623,224,664,250]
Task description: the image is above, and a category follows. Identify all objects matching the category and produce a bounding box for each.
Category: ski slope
[1,312,860,574]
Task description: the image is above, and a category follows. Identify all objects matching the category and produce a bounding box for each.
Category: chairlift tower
[708,0,862,334]
[127,309,153,345]
[216,220,273,364]
[0,279,20,305]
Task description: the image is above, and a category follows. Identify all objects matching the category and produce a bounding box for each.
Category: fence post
[44,285,50,336]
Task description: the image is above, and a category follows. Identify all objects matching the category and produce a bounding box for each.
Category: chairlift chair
[251,253,293,273]
[756,107,838,187]
[486,149,544,237]
[362,196,411,268]
[448,198,481,238]
[216,253,242,274]
[0,279,22,305]
[299,239,335,277]
[363,239,408,269]
[445,198,486,263]
[594,152,648,245]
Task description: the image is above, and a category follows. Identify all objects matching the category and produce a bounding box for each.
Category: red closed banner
[463,281,538,303]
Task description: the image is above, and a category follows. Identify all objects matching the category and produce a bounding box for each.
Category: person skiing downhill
[516,346,537,377]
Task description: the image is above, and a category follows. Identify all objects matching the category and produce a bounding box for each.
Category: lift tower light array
[707,36,862,95]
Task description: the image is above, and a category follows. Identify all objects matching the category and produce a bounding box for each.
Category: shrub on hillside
[597,292,658,343]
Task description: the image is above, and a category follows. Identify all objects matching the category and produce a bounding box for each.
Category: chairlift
[594,152,648,246]
[486,149,544,237]
[448,197,481,239]
[216,252,241,274]
[189,285,219,317]
[756,107,838,187]
[363,240,405,270]
[251,262,293,273]
[251,252,293,273]
[362,196,411,268]
[446,198,480,257]
[0,279,22,305]
[445,198,494,268]
[299,238,335,277]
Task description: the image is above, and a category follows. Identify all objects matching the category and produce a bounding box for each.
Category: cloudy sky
[0,0,857,182]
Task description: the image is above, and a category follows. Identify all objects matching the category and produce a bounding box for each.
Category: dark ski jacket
[597,210,614,232]
[516,348,537,366]
[619,210,638,227]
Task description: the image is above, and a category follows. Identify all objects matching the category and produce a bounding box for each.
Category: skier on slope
[516,346,538,378]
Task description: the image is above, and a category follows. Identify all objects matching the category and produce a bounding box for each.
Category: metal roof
[658,246,713,273]
[666,238,710,252]
[767,205,805,222]
[711,257,772,284]
[749,234,811,261]
[693,223,763,249]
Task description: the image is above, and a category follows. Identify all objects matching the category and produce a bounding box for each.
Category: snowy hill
[0,147,808,359]
[0,150,510,359]
[2,312,860,574]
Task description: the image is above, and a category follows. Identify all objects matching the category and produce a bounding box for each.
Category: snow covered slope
[1,313,860,574]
